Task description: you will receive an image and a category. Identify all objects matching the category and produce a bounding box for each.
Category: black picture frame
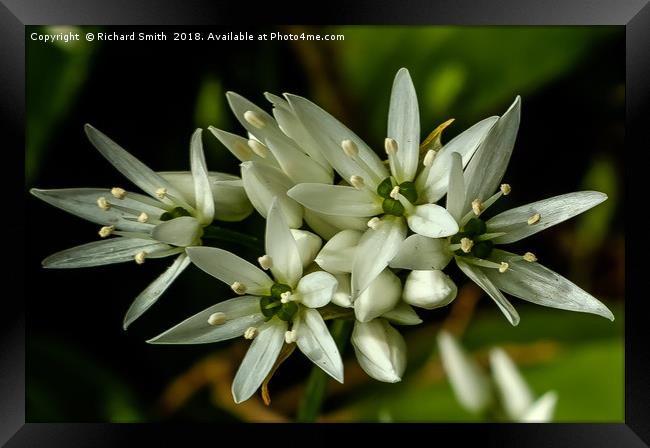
[2,0,648,445]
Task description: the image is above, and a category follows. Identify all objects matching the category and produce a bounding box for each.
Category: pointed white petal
[389,234,453,271]
[266,199,302,287]
[446,152,466,222]
[151,216,201,247]
[331,274,353,308]
[485,250,614,320]
[231,318,287,403]
[295,308,344,382]
[290,229,322,269]
[303,209,368,240]
[403,270,457,310]
[288,183,382,217]
[84,124,187,206]
[30,188,162,232]
[456,258,520,326]
[208,126,280,167]
[285,94,388,189]
[186,246,273,295]
[225,91,285,143]
[123,253,191,329]
[42,238,172,269]
[147,295,264,344]
[437,330,492,413]
[264,134,333,184]
[463,97,521,211]
[240,161,303,228]
[314,229,363,275]
[382,301,422,325]
[354,268,402,322]
[351,216,407,297]
[387,68,420,183]
[486,191,607,244]
[519,391,558,422]
[352,319,406,383]
[295,271,337,308]
[189,129,215,224]
[407,204,459,238]
[489,348,534,420]
[416,116,498,203]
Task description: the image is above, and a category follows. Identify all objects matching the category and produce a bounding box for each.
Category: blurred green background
[26,25,624,422]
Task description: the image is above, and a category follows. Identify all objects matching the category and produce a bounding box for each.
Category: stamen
[341,139,358,157]
[471,199,483,216]
[280,291,292,304]
[460,237,474,253]
[500,184,511,196]
[284,330,297,344]
[134,251,146,264]
[523,252,537,262]
[231,281,247,295]
[349,175,365,190]
[207,312,226,326]
[499,262,509,273]
[247,139,269,158]
[423,149,436,167]
[137,212,149,223]
[258,254,273,270]
[97,197,110,210]
[244,327,258,340]
[389,185,400,200]
[111,187,127,199]
[244,110,266,129]
[384,138,398,155]
[98,225,115,238]
[367,217,381,230]
[527,213,541,225]
[155,188,167,199]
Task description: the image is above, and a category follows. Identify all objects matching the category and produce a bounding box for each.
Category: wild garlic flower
[209,92,368,238]
[149,199,343,403]
[286,68,497,297]
[31,125,252,328]
[437,331,558,422]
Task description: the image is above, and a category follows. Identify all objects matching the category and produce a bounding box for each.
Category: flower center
[260,283,298,322]
[376,177,417,216]
[450,217,494,258]
[159,206,193,221]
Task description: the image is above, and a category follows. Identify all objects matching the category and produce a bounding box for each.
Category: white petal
[485,250,614,320]
[489,348,534,420]
[290,229,322,269]
[288,183,382,217]
[403,270,457,310]
[437,330,492,413]
[382,301,422,326]
[151,216,201,247]
[314,229,363,275]
[446,152,466,222]
[147,295,264,344]
[84,124,187,206]
[189,129,215,224]
[463,97,521,211]
[331,274,353,308]
[207,126,280,167]
[407,203,459,238]
[124,253,191,329]
[295,308,344,382]
[303,209,368,240]
[42,237,172,269]
[285,94,388,189]
[387,68,420,183]
[519,391,558,422]
[295,271,337,308]
[351,216,406,297]
[240,161,303,228]
[354,268,402,322]
[389,234,453,271]
[416,116,498,203]
[186,246,273,295]
[456,258,520,326]
[30,188,162,232]
[266,199,302,287]
[486,191,607,244]
[264,134,333,184]
[351,319,406,383]
[225,91,285,143]
[231,318,287,403]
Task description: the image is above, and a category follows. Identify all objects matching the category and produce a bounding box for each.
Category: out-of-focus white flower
[31,125,252,328]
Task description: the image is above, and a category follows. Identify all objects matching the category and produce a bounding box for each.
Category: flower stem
[296,318,352,422]
[201,225,260,251]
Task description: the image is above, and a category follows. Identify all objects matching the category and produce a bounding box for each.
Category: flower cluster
[32,67,613,405]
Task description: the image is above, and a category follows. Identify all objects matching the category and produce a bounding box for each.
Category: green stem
[201,225,261,251]
[296,319,352,422]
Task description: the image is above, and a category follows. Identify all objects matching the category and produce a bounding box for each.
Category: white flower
[351,318,407,383]
[285,68,497,297]
[209,92,368,238]
[148,199,343,403]
[437,331,558,422]
[30,125,252,328]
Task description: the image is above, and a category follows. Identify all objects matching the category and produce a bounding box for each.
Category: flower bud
[352,319,406,383]
[354,268,401,322]
[402,270,457,309]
